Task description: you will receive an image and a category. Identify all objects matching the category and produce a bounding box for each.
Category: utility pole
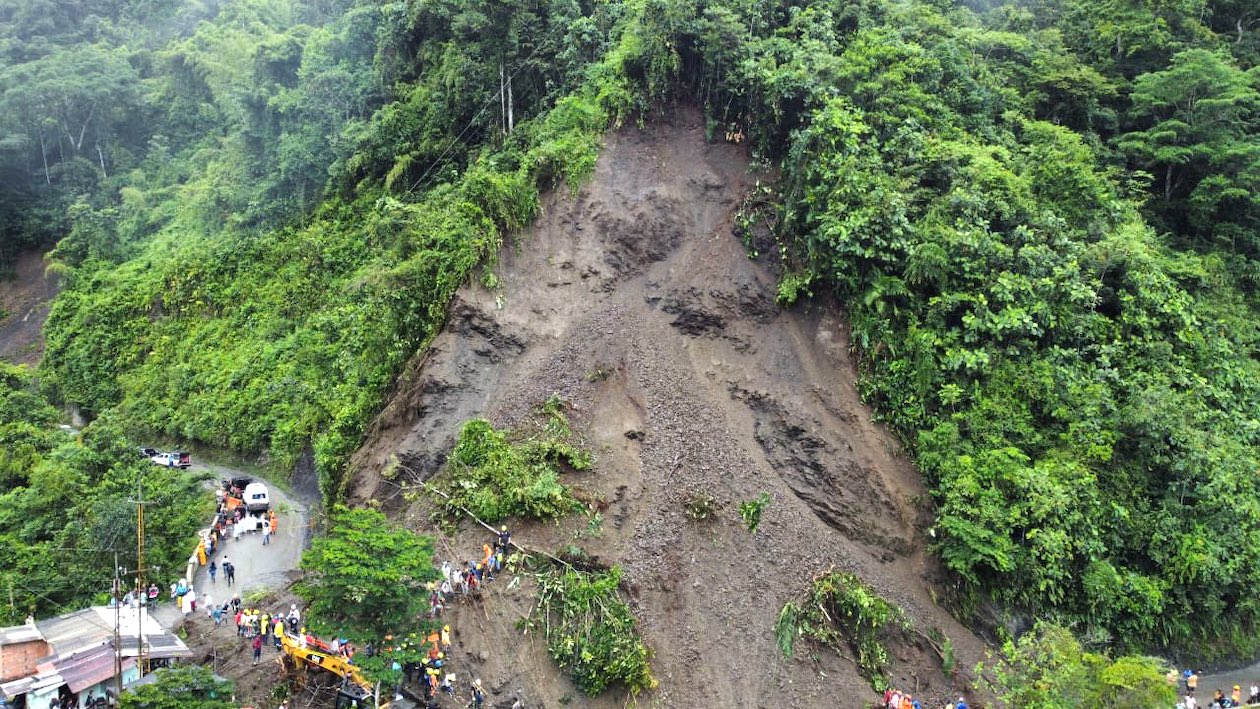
[129,473,155,675]
[113,553,123,700]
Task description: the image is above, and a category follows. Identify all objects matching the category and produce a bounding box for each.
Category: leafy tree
[978,623,1176,708]
[296,505,441,643]
[1118,49,1260,252]
[0,365,210,624]
[120,666,235,709]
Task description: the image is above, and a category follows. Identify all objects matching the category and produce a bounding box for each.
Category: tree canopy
[296,505,441,642]
[120,666,235,709]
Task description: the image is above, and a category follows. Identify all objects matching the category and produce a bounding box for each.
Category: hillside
[349,111,984,707]
[0,250,57,365]
[1,0,1259,705]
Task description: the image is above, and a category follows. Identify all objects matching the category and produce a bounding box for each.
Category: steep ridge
[349,110,985,707]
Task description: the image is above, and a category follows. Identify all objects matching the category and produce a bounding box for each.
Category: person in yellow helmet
[440,624,451,650]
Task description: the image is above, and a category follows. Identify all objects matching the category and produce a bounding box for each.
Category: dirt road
[152,461,309,627]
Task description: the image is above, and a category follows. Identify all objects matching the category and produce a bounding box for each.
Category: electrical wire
[400,16,573,199]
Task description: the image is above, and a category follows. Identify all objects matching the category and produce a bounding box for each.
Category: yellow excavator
[280,632,390,709]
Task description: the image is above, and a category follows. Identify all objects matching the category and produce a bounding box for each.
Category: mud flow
[350,111,983,708]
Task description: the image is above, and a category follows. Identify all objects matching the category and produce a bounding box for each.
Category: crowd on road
[1176,669,1260,709]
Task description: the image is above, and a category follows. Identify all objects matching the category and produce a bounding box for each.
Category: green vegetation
[738,492,770,533]
[527,561,655,696]
[0,362,211,623]
[296,505,441,643]
[7,0,626,501]
[437,408,591,523]
[775,571,910,690]
[1,0,1259,692]
[120,666,235,709]
[978,623,1176,708]
[644,0,1260,658]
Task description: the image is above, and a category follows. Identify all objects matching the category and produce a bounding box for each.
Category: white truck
[243,482,271,512]
[150,450,191,469]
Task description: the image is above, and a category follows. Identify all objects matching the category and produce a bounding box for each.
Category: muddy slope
[0,250,58,365]
[350,112,985,707]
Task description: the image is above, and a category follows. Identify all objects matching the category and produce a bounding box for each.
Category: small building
[0,624,49,684]
[0,606,190,708]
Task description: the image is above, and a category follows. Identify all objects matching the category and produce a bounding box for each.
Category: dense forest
[1,0,1259,686]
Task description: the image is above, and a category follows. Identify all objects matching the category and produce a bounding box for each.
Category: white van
[243,482,271,512]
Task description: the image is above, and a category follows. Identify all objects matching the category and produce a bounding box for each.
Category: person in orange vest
[269,509,278,535]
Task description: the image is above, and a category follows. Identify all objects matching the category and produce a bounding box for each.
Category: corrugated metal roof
[48,644,135,694]
[36,609,112,656]
[0,675,35,699]
[0,624,44,646]
[34,606,189,659]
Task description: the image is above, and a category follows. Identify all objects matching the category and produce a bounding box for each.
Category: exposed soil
[0,249,58,365]
[348,109,986,708]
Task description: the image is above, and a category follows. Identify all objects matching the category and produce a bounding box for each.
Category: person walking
[208,561,217,584]
[203,593,214,618]
[224,561,236,587]
[262,523,270,546]
[252,634,263,665]
[470,679,485,709]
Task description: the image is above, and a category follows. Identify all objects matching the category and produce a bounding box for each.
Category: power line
[401,17,572,199]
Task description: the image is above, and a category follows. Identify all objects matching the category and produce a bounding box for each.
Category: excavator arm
[280,632,389,708]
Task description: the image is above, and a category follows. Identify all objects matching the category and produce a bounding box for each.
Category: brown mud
[348,110,986,708]
[0,249,58,365]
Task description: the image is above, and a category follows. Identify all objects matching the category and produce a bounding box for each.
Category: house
[0,606,191,708]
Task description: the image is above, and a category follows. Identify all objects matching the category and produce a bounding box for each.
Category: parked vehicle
[150,451,191,469]
[224,476,253,492]
[138,447,159,458]
[243,482,270,512]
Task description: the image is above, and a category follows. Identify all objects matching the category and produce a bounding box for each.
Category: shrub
[528,562,655,696]
[775,570,909,690]
[437,410,592,523]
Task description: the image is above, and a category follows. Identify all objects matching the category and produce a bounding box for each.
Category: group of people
[427,526,513,616]
[1177,670,1259,709]
[394,526,515,708]
[883,689,968,709]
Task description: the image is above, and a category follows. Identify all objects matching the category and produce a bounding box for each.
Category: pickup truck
[150,451,191,469]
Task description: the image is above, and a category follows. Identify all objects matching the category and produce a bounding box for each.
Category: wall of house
[0,639,50,682]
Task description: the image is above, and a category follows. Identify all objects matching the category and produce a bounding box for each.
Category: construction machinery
[280,632,389,709]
